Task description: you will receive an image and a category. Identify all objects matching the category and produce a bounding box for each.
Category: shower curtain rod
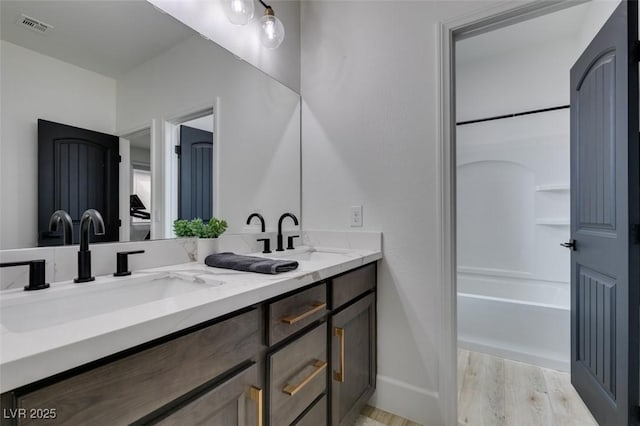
[456,105,570,126]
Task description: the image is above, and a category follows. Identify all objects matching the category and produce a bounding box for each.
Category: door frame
[436,0,592,423]
[163,102,219,238]
[119,122,155,241]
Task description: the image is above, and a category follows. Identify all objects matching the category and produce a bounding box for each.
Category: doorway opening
[445,1,623,424]
[123,127,152,242]
[164,107,216,237]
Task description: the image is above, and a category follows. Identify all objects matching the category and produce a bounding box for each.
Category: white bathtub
[457,273,570,371]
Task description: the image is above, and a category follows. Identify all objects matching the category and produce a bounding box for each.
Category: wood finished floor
[457,349,598,426]
[359,406,422,426]
[360,350,597,426]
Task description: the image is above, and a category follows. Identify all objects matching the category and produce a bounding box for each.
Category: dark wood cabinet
[268,282,327,346]
[268,323,327,426]
[155,363,262,426]
[10,308,261,426]
[330,263,375,310]
[293,395,328,426]
[1,262,377,426]
[330,292,376,426]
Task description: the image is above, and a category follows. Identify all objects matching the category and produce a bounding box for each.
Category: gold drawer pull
[248,386,263,426]
[281,302,326,325]
[334,327,345,382]
[282,360,327,396]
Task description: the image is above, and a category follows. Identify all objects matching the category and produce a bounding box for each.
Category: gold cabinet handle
[282,360,327,396]
[281,302,326,325]
[248,386,263,426]
[334,327,345,382]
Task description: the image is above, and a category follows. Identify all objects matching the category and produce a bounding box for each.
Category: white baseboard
[368,374,441,425]
[458,337,570,372]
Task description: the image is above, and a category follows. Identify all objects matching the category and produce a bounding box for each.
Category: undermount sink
[0,272,222,333]
[261,247,351,263]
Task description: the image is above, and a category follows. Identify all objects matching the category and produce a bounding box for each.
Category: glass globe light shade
[224,0,254,25]
[258,8,284,49]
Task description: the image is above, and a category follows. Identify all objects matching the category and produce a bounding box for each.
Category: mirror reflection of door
[128,129,151,241]
[178,116,214,222]
[37,119,119,246]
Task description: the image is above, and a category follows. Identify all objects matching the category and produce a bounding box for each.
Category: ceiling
[456,2,590,64]
[0,0,196,78]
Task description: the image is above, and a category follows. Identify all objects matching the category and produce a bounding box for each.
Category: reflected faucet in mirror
[48,210,73,245]
[74,209,105,283]
[246,213,266,232]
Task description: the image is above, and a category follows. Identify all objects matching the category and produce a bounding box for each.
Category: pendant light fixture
[223,0,285,49]
[224,0,254,25]
[257,3,284,49]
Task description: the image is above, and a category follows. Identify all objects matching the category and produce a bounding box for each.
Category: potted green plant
[173,218,228,262]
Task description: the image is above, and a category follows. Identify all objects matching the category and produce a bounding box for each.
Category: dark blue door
[38,119,120,246]
[178,125,213,221]
[569,2,639,424]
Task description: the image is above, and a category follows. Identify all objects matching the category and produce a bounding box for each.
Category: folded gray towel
[205,252,299,274]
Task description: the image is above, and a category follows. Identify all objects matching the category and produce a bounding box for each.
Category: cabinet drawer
[156,363,262,426]
[15,308,261,426]
[268,283,327,346]
[293,395,327,426]
[331,263,375,309]
[269,323,327,426]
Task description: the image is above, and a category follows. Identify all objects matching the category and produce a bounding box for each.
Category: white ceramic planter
[196,238,220,263]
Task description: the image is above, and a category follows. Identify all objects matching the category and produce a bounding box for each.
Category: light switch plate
[350,205,363,227]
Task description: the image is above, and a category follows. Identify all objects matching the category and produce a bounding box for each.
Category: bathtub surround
[457,282,570,371]
[455,110,572,370]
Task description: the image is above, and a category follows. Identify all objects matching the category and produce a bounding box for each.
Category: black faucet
[48,210,74,245]
[74,209,105,283]
[247,213,271,253]
[0,260,49,291]
[276,213,299,252]
[114,250,145,277]
[246,213,266,232]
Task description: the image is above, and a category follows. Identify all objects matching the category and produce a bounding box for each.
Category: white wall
[576,0,621,54]
[301,2,496,424]
[0,40,116,249]
[116,35,300,236]
[130,147,151,165]
[148,0,301,92]
[300,1,620,424]
[456,37,578,121]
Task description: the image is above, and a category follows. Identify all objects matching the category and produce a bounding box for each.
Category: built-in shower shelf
[535,184,570,192]
[536,218,570,226]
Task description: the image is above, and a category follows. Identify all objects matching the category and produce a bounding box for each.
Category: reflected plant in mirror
[0,0,301,250]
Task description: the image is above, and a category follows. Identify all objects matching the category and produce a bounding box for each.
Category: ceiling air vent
[16,14,53,35]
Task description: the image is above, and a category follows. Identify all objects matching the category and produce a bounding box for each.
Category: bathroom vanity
[0,245,380,426]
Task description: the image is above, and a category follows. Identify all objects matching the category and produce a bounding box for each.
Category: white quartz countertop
[0,245,381,392]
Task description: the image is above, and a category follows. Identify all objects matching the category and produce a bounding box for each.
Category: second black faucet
[276,213,299,252]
